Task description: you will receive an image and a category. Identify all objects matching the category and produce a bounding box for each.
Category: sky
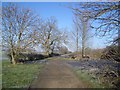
[2,2,109,51]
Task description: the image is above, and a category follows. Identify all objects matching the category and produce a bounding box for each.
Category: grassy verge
[0,60,2,89]
[2,60,44,88]
[74,69,106,88]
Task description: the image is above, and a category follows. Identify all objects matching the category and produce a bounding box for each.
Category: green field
[2,60,44,88]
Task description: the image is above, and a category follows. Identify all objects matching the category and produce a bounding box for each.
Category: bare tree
[72,15,81,52]
[72,2,120,54]
[2,3,39,64]
[35,17,65,56]
[73,10,91,58]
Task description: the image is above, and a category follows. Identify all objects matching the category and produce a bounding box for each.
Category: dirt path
[29,58,87,88]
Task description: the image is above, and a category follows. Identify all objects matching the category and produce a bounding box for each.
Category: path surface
[29,58,87,88]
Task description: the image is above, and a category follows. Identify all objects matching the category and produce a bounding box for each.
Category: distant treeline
[66,45,120,62]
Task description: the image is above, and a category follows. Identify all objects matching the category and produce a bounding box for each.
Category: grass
[74,69,106,88]
[2,60,44,88]
[0,60,2,89]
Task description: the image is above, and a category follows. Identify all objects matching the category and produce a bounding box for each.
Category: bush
[98,65,120,88]
[101,45,120,62]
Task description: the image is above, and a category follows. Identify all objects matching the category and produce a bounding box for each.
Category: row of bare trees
[71,2,119,59]
[2,3,67,64]
[2,2,119,64]
[72,11,91,57]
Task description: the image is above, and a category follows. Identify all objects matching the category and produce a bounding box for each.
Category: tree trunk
[76,28,79,52]
[51,42,56,54]
[10,45,17,64]
[82,40,85,58]
[82,21,86,58]
[11,52,16,64]
[45,51,49,56]
[45,46,50,56]
[118,28,120,57]
[118,29,120,54]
